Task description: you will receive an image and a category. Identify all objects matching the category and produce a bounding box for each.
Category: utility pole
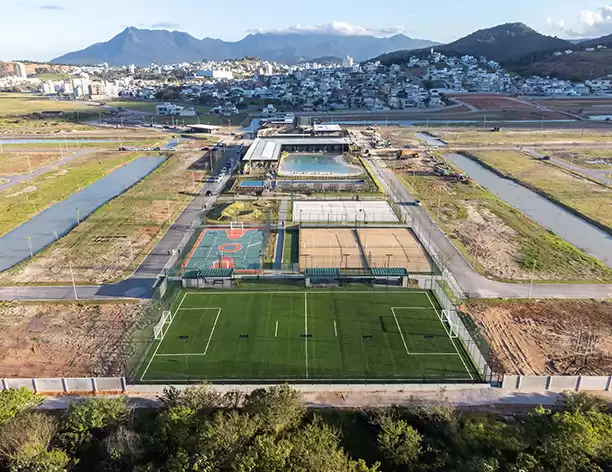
[76,208,80,225]
[69,261,78,301]
[528,259,537,299]
[27,237,33,258]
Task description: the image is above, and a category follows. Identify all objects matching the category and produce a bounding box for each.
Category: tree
[0,412,69,472]
[377,417,422,469]
[160,383,242,412]
[244,385,305,435]
[103,426,145,470]
[0,388,43,426]
[289,416,379,472]
[60,398,130,452]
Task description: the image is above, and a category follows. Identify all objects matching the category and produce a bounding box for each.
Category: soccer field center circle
[182,228,265,274]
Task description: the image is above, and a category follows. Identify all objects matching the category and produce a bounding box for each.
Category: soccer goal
[230,221,244,231]
[153,310,174,340]
[441,309,459,339]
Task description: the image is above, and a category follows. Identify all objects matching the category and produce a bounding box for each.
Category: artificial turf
[139,290,479,382]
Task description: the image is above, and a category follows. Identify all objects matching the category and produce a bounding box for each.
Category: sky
[2,0,612,61]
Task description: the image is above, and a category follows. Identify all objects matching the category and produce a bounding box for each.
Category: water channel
[0,155,166,272]
[444,153,612,267]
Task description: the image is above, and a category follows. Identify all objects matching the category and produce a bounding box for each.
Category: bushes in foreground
[0,385,611,471]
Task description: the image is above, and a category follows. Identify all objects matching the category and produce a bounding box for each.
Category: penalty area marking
[140,292,187,381]
[391,307,410,355]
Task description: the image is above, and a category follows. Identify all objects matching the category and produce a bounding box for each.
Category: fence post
[605,376,612,392]
[121,377,127,393]
[1,379,7,391]
[32,378,38,393]
[91,378,98,393]
[61,378,69,393]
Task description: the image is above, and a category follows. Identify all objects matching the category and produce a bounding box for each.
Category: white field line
[140,292,187,381]
[391,308,410,355]
[143,377,480,382]
[203,309,222,355]
[333,320,338,337]
[275,320,279,338]
[426,292,474,380]
[188,291,430,295]
[305,292,308,380]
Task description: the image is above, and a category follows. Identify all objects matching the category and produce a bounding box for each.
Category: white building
[13,63,27,79]
[195,69,234,80]
[128,64,136,74]
[156,103,184,116]
[342,56,354,68]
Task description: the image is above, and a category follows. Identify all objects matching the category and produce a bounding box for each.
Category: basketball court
[182,227,265,274]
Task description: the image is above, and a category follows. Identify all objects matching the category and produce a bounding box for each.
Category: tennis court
[139,290,479,382]
[182,228,265,274]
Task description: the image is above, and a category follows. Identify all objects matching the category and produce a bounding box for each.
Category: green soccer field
[138,290,480,383]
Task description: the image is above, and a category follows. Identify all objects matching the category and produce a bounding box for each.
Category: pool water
[279,153,362,176]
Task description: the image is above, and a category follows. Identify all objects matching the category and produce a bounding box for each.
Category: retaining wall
[502,375,612,392]
[1,377,126,393]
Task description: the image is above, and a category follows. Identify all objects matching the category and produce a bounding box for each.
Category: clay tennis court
[300,229,362,269]
[358,228,432,273]
[299,228,433,273]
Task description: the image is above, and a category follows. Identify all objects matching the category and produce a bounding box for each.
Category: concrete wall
[1,377,125,393]
[502,375,612,392]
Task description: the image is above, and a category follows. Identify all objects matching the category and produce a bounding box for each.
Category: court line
[391,307,410,355]
[333,320,337,337]
[426,292,474,381]
[184,291,430,295]
[275,320,279,338]
[304,292,308,380]
[140,292,187,381]
[143,376,477,382]
[203,309,222,355]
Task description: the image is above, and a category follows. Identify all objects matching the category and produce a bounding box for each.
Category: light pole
[26,237,33,258]
[69,261,78,301]
[179,336,189,373]
[76,208,80,225]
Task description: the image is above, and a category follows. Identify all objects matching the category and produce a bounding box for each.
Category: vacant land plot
[453,95,535,111]
[0,152,65,175]
[0,151,143,237]
[463,299,612,375]
[0,301,141,377]
[472,150,612,229]
[0,93,98,117]
[549,148,612,169]
[0,152,205,284]
[0,138,164,151]
[437,129,612,146]
[398,171,612,282]
[139,290,477,382]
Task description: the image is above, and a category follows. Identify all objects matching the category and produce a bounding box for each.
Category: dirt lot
[0,301,142,377]
[453,95,535,111]
[464,300,612,375]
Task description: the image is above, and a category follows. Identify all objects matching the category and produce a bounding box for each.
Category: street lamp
[179,336,189,373]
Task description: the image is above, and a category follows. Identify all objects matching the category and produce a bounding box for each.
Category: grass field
[283,229,299,265]
[548,149,612,169]
[0,152,64,175]
[0,93,97,117]
[435,129,612,146]
[472,151,612,229]
[138,290,478,382]
[398,173,612,283]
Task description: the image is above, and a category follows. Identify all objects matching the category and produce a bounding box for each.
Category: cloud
[547,5,612,38]
[38,4,64,10]
[151,22,181,29]
[247,21,407,37]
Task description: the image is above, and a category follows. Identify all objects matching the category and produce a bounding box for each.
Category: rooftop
[242,136,351,162]
[313,124,342,133]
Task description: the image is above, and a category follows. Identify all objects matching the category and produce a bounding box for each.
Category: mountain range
[50,27,438,66]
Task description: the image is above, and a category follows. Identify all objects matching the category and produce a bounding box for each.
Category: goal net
[153,310,174,340]
[441,309,459,339]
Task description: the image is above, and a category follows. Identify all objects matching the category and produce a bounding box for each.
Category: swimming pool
[279,153,362,176]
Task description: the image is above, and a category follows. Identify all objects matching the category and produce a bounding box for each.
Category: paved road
[367,157,612,299]
[525,148,612,186]
[0,146,241,301]
[0,150,91,192]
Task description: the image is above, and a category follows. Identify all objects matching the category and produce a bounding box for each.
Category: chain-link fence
[419,275,493,382]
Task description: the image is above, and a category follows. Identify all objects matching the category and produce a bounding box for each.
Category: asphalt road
[0,145,241,301]
[367,157,612,299]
